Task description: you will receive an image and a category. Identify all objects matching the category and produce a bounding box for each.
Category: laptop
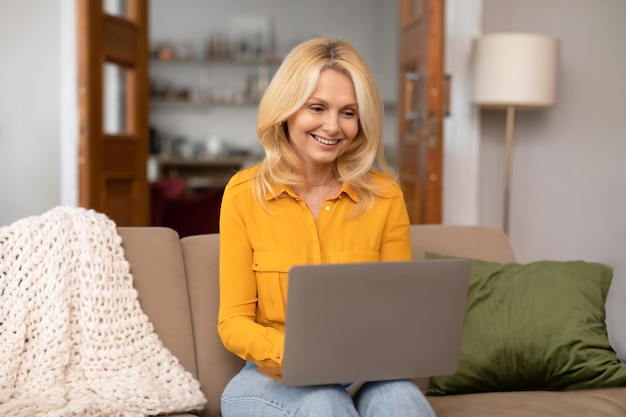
[257,258,471,387]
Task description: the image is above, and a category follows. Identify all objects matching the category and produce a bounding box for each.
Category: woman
[218,37,436,417]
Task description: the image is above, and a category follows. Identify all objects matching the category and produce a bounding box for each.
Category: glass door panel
[104,0,128,18]
[103,62,129,135]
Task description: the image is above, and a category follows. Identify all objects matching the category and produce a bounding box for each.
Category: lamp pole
[503,105,516,235]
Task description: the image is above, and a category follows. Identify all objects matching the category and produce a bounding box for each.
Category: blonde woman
[218,37,436,417]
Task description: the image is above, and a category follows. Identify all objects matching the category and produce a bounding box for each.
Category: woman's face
[286,69,359,169]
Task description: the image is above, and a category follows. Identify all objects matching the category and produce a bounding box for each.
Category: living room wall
[0,1,65,223]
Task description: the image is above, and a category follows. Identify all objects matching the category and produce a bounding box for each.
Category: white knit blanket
[0,206,207,416]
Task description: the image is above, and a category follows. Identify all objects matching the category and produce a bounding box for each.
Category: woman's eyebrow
[307,96,328,105]
[307,96,358,108]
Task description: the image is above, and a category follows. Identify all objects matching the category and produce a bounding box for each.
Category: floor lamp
[471,33,559,235]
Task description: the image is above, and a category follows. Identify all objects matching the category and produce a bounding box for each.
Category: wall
[0,0,65,223]
[443,0,483,224]
[479,0,626,355]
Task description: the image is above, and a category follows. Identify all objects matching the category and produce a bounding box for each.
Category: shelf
[151,99,397,112]
[150,99,259,110]
[151,57,281,66]
[150,57,278,110]
[150,57,396,112]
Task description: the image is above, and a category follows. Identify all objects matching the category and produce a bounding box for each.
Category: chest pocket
[327,251,381,263]
[252,252,308,324]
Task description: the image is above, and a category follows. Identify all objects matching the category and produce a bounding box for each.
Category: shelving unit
[150,57,280,109]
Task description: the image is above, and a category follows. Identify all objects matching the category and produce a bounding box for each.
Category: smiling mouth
[312,134,339,145]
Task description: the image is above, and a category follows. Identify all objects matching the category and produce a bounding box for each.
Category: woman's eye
[342,110,356,118]
[309,105,324,112]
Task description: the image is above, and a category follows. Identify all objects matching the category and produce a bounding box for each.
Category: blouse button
[325,206,331,212]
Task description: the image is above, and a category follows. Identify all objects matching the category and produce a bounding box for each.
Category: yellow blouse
[217,164,411,367]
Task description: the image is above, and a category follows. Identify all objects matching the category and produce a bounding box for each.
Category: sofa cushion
[426,253,626,394]
[181,233,245,417]
[118,227,198,378]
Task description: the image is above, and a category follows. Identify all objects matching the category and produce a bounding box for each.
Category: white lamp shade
[472,33,559,109]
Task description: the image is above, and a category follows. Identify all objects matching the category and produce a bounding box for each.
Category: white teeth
[313,135,338,145]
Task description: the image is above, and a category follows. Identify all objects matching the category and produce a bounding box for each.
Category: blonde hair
[255,37,396,215]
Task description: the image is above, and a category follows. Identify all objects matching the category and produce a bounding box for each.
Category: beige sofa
[118,225,626,417]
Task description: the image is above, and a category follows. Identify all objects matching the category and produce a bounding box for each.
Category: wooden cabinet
[155,156,249,192]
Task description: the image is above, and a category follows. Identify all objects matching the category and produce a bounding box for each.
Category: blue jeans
[221,362,436,417]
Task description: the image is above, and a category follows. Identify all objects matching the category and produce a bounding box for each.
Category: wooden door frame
[397,0,445,224]
[76,0,149,226]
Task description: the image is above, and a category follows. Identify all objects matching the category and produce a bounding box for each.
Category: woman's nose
[322,114,339,135]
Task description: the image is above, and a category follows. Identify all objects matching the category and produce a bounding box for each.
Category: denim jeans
[221,362,436,417]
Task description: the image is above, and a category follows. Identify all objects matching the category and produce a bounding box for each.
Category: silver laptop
[257,258,471,386]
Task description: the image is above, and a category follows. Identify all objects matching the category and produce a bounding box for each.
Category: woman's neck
[304,166,337,187]
[307,175,337,187]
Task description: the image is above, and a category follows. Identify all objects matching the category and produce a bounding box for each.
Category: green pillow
[426,253,626,395]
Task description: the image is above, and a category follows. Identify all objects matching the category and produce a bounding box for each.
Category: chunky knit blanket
[0,206,206,416]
